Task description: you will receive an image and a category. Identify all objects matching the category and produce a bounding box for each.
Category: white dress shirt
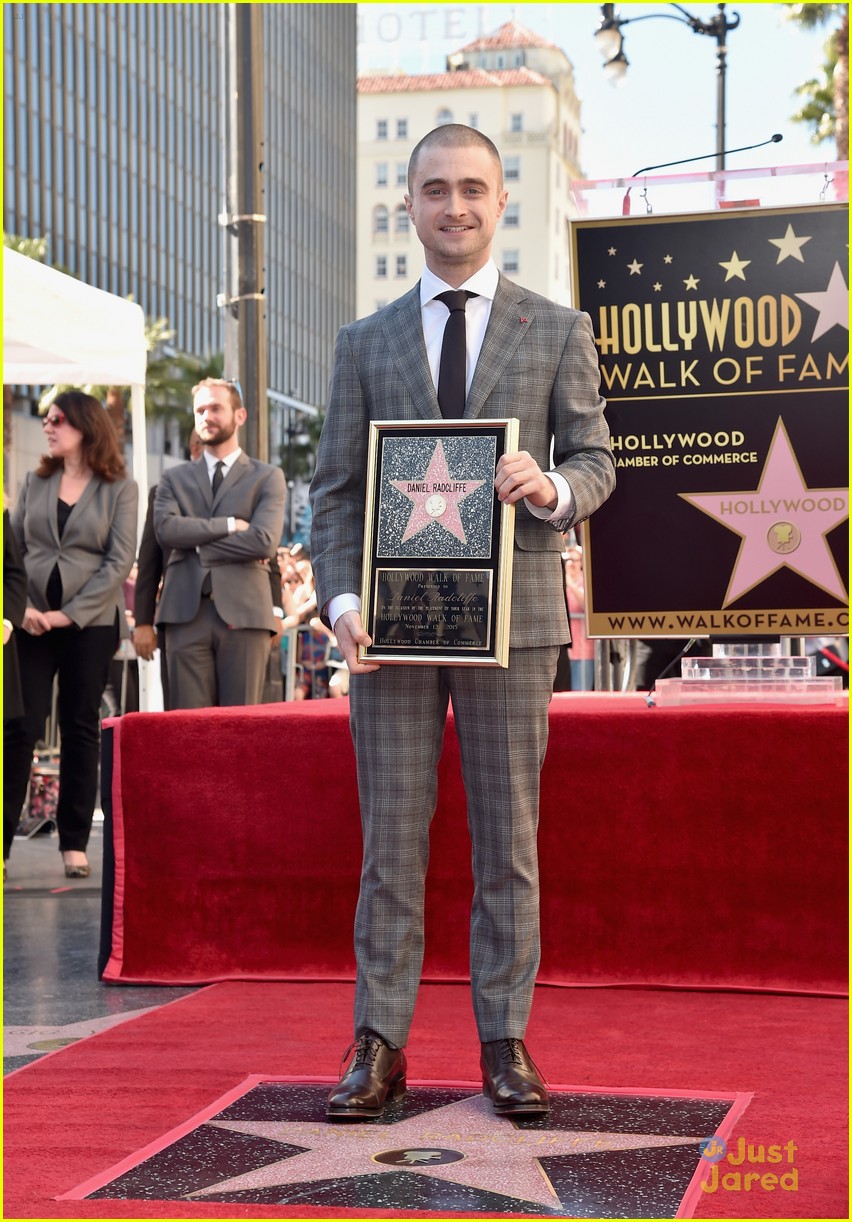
[328,263,574,631]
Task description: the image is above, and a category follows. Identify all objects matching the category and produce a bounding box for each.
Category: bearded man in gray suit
[311,125,615,1121]
[154,379,285,709]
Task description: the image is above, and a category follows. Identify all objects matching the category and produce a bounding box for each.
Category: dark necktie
[436,290,477,418]
[201,461,226,595]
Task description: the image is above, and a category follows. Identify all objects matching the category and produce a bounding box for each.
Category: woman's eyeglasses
[42,412,67,429]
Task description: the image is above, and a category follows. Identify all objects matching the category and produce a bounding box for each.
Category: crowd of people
[1,374,594,885]
[2,380,342,881]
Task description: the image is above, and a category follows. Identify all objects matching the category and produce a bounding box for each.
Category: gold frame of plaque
[359,418,519,667]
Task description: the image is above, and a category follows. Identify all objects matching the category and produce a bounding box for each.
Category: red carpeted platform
[99,694,847,994]
[3,982,847,1219]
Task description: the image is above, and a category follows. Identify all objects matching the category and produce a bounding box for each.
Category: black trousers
[3,622,117,857]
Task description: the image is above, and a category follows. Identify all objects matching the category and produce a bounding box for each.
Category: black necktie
[201,461,226,596]
[436,290,477,418]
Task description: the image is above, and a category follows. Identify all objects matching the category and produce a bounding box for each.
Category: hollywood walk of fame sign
[571,203,848,638]
[360,419,519,666]
[67,1079,752,1218]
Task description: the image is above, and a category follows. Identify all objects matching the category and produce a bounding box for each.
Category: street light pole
[595,3,741,171]
[219,4,268,460]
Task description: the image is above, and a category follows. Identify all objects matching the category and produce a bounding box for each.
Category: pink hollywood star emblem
[391,439,485,545]
[795,261,849,342]
[679,419,848,606]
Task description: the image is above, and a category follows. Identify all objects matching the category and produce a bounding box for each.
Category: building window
[395,205,410,233]
[503,250,519,275]
[376,255,387,279]
[510,113,523,133]
[437,107,453,126]
[374,205,389,234]
[396,254,407,278]
[396,118,408,139]
[376,119,388,140]
[395,162,407,187]
[503,203,520,228]
[504,156,520,182]
[375,162,388,188]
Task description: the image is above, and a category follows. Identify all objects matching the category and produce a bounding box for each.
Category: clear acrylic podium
[652,641,846,706]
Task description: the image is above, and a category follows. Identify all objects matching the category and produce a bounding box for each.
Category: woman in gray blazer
[3,392,137,878]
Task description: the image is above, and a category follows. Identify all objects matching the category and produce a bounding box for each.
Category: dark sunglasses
[42,411,67,429]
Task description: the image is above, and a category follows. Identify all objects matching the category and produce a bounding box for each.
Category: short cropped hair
[192,378,243,412]
[407,124,503,193]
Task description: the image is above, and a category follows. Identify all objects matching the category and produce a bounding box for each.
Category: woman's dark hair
[36,390,127,481]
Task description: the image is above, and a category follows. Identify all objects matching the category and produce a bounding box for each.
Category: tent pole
[129,382,148,541]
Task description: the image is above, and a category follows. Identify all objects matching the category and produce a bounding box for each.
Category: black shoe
[326,1032,407,1120]
[481,1038,550,1116]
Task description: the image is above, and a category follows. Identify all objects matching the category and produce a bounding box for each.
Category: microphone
[622,134,783,215]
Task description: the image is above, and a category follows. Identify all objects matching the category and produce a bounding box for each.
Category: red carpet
[3,982,847,1218]
[100,696,847,994]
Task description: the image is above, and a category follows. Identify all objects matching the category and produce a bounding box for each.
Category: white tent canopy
[3,246,148,531]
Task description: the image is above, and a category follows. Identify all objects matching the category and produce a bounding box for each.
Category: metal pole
[715,4,728,171]
[221,4,268,460]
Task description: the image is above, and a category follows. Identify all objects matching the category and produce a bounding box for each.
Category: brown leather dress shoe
[326,1033,407,1120]
[481,1038,550,1116]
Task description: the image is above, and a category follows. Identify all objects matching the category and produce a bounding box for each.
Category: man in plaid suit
[310,125,614,1120]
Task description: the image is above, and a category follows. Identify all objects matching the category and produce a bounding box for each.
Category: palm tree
[3,233,47,262]
[37,318,219,452]
[784,3,849,159]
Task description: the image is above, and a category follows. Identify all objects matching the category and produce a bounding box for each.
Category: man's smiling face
[404,142,508,286]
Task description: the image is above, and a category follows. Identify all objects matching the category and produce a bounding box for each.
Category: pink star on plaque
[391,439,485,544]
[679,419,848,605]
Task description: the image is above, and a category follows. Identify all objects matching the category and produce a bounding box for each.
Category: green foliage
[782,2,847,150]
[792,66,837,144]
[782,3,844,32]
[4,233,47,261]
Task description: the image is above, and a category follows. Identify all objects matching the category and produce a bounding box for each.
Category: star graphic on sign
[719,250,751,281]
[608,246,617,256]
[680,419,848,606]
[627,259,643,275]
[187,1094,700,1210]
[653,282,662,292]
[768,223,812,263]
[795,261,849,341]
[390,439,485,545]
[663,254,673,264]
[597,279,606,288]
[683,274,700,290]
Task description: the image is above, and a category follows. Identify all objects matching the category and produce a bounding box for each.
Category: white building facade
[357,21,584,319]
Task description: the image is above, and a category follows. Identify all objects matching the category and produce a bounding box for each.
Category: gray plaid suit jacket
[310,275,615,646]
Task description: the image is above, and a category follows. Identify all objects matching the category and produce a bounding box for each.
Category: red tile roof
[358,66,552,94]
[458,20,559,53]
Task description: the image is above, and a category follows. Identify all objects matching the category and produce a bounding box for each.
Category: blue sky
[356,2,836,181]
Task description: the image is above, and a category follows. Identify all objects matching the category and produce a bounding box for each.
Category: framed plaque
[360,418,519,667]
